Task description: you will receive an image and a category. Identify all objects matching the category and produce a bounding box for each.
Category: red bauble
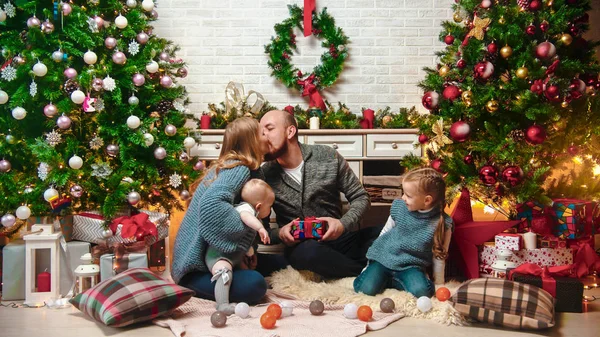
[457,58,467,69]
[431,159,444,173]
[526,25,536,36]
[580,73,598,87]
[569,25,580,36]
[449,121,471,142]
[501,166,524,187]
[495,184,505,197]
[544,84,560,101]
[418,134,429,144]
[474,61,494,80]
[260,313,276,329]
[443,85,461,101]
[487,42,498,54]
[525,125,547,145]
[479,165,498,186]
[444,35,455,45]
[536,41,556,60]
[422,91,440,110]
[464,154,474,165]
[529,0,541,10]
[539,21,549,32]
[570,78,586,93]
[568,145,579,156]
[530,80,543,94]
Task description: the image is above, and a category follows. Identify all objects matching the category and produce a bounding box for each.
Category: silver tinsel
[89,136,104,150]
[4,2,16,18]
[128,41,140,56]
[45,130,62,147]
[88,17,99,33]
[30,81,37,96]
[95,98,105,111]
[102,75,116,91]
[173,98,186,112]
[1,65,17,82]
[91,162,113,179]
[169,173,182,188]
[38,162,50,181]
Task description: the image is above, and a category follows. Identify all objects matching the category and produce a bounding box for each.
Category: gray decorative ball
[0,159,11,173]
[309,300,324,315]
[179,152,190,162]
[210,311,227,328]
[127,191,141,206]
[180,190,191,201]
[380,298,395,313]
[106,144,119,157]
[5,135,16,144]
[128,95,139,106]
[154,147,167,160]
[101,228,113,238]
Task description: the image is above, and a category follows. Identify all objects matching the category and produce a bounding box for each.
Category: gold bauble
[516,67,529,79]
[553,119,567,131]
[453,12,463,23]
[438,65,450,77]
[560,34,573,46]
[461,90,473,101]
[486,100,499,113]
[500,45,513,59]
[546,0,554,6]
[464,99,472,107]
[498,16,506,25]
[382,115,393,126]
[561,101,569,108]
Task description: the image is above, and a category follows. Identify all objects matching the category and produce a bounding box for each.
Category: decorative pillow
[449,278,555,329]
[70,267,194,327]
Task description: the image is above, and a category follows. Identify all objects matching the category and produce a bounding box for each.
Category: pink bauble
[481,0,492,8]
[525,125,546,145]
[442,85,461,101]
[177,67,188,78]
[136,32,149,44]
[64,68,78,79]
[92,78,104,91]
[418,134,429,144]
[41,20,54,34]
[133,73,146,86]
[474,61,494,80]
[449,121,471,142]
[457,58,466,69]
[444,35,454,45]
[487,42,498,54]
[57,115,72,129]
[27,16,41,28]
[112,51,127,65]
[479,165,498,186]
[43,103,58,117]
[422,91,439,110]
[105,37,117,49]
[151,9,158,19]
[536,41,556,60]
[501,166,524,186]
[526,25,536,36]
[62,3,72,16]
[94,16,104,29]
[160,76,173,88]
[193,161,205,171]
[159,52,170,61]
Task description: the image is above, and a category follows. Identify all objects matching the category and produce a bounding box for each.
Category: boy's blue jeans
[353,260,434,298]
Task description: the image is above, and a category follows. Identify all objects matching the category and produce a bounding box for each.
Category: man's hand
[279,218,299,246]
[258,228,270,245]
[317,217,345,241]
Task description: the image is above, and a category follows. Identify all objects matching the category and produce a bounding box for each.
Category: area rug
[153,290,405,337]
[267,267,468,326]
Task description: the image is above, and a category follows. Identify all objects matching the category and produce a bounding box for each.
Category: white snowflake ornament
[169,173,182,188]
[1,65,17,82]
[91,162,113,179]
[89,136,104,150]
[88,17,99,33]
[128,41,140,56]
[45,130,62,147]
[173,98,186,112]
[30,81,37,96]
[4,2,16,18]
[38,162,50,181]
[102,75,116,91]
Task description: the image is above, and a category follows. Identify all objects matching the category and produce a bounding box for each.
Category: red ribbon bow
[304,0,316,37]
[110,213,158,241]
[297,74,326,111]
[508,263,574,297]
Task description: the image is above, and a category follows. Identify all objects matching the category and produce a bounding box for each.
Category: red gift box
[538,235,567,249]
[290,217,326,240]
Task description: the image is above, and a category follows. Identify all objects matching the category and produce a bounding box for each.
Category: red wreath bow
[297,74,326,111]
[110,213,158,240]
[304,0,316,37]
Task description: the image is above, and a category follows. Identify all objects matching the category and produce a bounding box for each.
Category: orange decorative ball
[436,287,451,302]
[260,313,277,329]
[267,304,283,319]
[357,305,373,322]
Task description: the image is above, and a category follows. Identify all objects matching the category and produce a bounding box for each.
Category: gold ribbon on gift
[224,81,265,117]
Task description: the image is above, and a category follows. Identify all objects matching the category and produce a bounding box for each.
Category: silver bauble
[70,185,84,198]
[102,228,113,238]
[179,152,190,162]
[154,147,167,160]
[127,191,141,205]
[128,95,139,105]
[180,190,191,201]
[0,159,11,172]
[1,214,16,228]
[106,144,120,157]
[164,124,177,136]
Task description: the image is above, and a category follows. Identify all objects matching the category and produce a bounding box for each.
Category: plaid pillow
[70,268,194,327]
[450,278,555,329]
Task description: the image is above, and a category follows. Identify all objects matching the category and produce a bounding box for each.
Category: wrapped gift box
[538,235,567,249]
[291,218,326,240]
[511,272,583,313]
[495,233,522,250]
[516,201,554,234]
[549,199,596,239]
[479,244,573,268]
[1,240,90,300]
[100,252,148,281]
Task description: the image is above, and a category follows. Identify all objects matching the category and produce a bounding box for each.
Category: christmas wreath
[265,4,349,110]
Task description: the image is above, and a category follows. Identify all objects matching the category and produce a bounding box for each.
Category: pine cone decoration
[156,100,173,114]
[64,79,79,95]
[508,129,525,141]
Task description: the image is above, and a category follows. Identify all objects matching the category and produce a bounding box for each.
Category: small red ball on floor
[436,287,451,302]
[260,313,277,329]
[267,303,282,319]
[357,305,373,322]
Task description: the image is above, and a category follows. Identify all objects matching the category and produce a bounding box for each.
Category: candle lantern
[74,253,100,293]
[24,227,61,307]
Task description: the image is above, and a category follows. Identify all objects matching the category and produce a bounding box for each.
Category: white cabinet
[366,134,419,157]
[305,135,363,158]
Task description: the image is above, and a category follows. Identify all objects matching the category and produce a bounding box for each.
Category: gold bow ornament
[224,81,265,117]
[430,118,454,153]
[466,15,491,40]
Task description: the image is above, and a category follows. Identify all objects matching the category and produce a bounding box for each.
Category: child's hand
[258,228,270,245]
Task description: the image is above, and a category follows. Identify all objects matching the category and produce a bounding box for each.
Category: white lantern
[83,50,98,65]
[24,231,62,307]
[115,14,128,29]
[145,60,159,73]
[491,249,517,278]
[142,0,155,11]
[69,155,83,169]
[33,62,48,77]
[74,253,99,294]
[71,90,85,104]
[126,115,141,129]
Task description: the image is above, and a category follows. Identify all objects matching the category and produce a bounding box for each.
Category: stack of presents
[474,199,600,313]
[0,209,168,301]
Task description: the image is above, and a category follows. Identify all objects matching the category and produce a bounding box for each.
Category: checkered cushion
[450,278,555,329]
[69,268,194,327]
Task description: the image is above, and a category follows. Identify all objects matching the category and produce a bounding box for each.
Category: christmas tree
[411,0,600,213]
[0,0,201,234]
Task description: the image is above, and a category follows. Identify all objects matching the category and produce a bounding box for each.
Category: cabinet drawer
[366,134,420,157]
[306,135,363,157]
[190,135,223,159]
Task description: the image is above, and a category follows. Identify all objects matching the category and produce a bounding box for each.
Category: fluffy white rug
[267,267,468,326]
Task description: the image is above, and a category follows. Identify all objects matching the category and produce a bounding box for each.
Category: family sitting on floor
[172,110,454,315]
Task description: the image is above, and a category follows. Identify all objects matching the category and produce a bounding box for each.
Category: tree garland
[265,5,349,108]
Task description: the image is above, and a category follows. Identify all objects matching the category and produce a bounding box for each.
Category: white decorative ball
[1,214,16,228]
[281,301,294,317]
[142,0,155,11]
[69,155,83,169]
[115,14,128,29]
[16,206,32,220]
[0,90,8,104]
[183,137,196,149]
[0,10,6,23]
[71,90,85,104]
[127,115,141,129]
[146,60,159,73]
[127,191,141,206]
[52,49,64,62]
[44,187,59,202]
[12,107,27,120]
[128,95,139,106]
[126,0,138,8]
[164,124,177,136]
[83,50,98,65]
[143,133,154,146]
[33,62,48,77]
[102,228,113,238]
[343,303,358,319]
[234,302,250,318]
[416,296,432,313]
[154,147,167,160]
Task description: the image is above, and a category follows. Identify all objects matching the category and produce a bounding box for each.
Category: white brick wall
[152,0,600,115]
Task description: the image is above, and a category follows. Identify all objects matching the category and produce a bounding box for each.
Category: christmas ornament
[183,136,196,149]
[89,136,104,150]
[27,16,41,28]
[526,25,536,36]
[498,16,506,24]
[466,16,491,40]
[309,300,324,315]
[436,287,451,302]
[180,189,191,201]
[487,42,498,54]
[444,35,455,45]
[16,205,31,220]
[101,228,112,238]
[154,147,167,160]
[422,91,439,110]
[430,118,453,152]
[474,61,494,80]
[169,173,183,188]
[536,41,556,60]
[106,144,120,157]
[194,161,205,171]
[112,51,127,65]
[518,0,532,10]
[438,65,450,77]
[57,115,72,129]
[68,155,83,170]
[1,65,16,82]
[115,14,128,29]
[0,159,11,172]
[529,0,541,10]
[486,100,499,112]
[24,185,34,194]
[381,115,392,126]
[45,130,62,147]
[29,81,37,97]
[569,25,580,36]
[5,135,15,144]
[453,12,463,23]
[481,0,492,8]
[105,37,117,49]
[127,116,141,129]
[235,302,250,319]
[380,298,395,313]
[33,62,48,77]
[150,9,158,19]
[357,305,373,322]
[160,76,173,88]
[143,133,154,146]
[89,78,103,92]
[71,90,85,104]
[63,80,79,95]
[539,21,549,32]
[464,154,474,165]
[62,3,72,15]
[0,90,8,104]
[12,107,27,120]
[442,85,460,101]
[44,187,59,202]
[70,185,83,198]
[342,303,358,319]
[177,68,188,78]
[568,145,579,155]
[457,58,466,69]
[516,67,529,79]
[64,68,78,79]
[128,95,139,106]
[502,166,524,186]
[159,52,170,61]
[281,301,294,317]
[525,125,546,144]
[128,41,140,56]
[52,49,64,62]
[1,214,16,228]
[431,158,444,173]
[157,100,173,114]
[41,20,54,34]
[84,50,97,65]
[479,165,498,186]
[165,124,177,136]
[500,45,512,58]
[544,84,560,101]
[127,0,137,8]
[132,73,145,86]
[449,121,471,142]
[416,296,432,313]
[461,90,473,102]
[418,134,429,144]
[146,60,159,73]
[103,75,116,91]
[142,0,155,11]
[127,191,141,206]
[0,10,5,22]
[137,32,150,44]
[267,304,282,320]
[38,162,50,181]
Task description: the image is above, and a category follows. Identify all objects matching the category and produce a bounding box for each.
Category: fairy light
[593,165,600,176]
[573,156,583,164]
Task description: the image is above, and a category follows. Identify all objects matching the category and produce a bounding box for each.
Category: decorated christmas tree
[0,0,201,235]
[410,0,600,213]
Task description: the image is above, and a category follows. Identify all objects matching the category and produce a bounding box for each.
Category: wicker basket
[363,175,403,203]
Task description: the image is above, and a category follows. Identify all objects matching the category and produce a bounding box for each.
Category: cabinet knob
[332,143,338,149]
[215,143,221,150]
[391,143,398,149]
